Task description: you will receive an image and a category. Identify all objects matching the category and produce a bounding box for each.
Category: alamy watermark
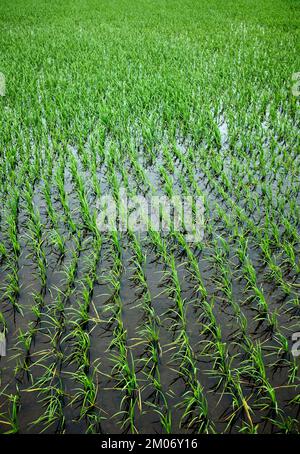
[0,72,5,97]
[292,72,300,97]
[96,188,205,242]
[292,332,300,358]
[0,331,6,356]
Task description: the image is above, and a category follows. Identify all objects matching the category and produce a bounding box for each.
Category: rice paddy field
[0,0,300,435]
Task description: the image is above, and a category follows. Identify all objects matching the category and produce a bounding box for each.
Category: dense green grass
[0,0,299,434]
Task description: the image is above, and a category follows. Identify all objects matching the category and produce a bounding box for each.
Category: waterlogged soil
[0,126,299,435]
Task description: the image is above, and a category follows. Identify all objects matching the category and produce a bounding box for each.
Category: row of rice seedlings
[127,228,172,433]
[11,291,45,382]
[0,142,42,433]
[238,340,298,433]
[162,252,214,433]
[35,146,67,265]
[68,150,99,236]
[96,154,142,432]
[64,235,103,433]
[23,181,47,296]
[104,230,142,434]
[24,289,66,433]
[105,147,174,432]
[258,233,296,297]
[1,187,22,314]
[54,154,77,235]
[0,389,21,434]
[127,146,152,195]
[28,360,66,433]
[43,178,66,261]
[2,292,45,431]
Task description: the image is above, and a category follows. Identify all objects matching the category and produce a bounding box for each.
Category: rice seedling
[67,367,103,433]
[30,382,66,433]
[0,392,20,434]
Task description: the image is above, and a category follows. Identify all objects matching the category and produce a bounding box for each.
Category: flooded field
[0,0,299,434]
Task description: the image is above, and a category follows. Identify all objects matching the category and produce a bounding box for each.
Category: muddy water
[0,129,299,434]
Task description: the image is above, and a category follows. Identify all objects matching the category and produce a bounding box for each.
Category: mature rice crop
[0,0,299,434]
